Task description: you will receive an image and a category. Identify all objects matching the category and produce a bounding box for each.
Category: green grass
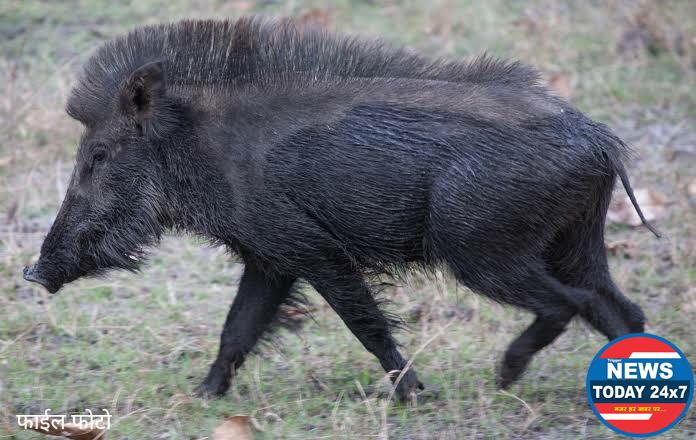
[1,0,695,438]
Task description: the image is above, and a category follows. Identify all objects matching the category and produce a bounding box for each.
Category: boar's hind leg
[494,266,631,388]
[544,203,646,337]
[498,305,575,389]
[195,263,296,397]
[493,270,579,389]
[594,278,645,334]
[307,265,424,402]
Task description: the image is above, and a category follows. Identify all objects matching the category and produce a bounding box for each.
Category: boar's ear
[121,61,166,127]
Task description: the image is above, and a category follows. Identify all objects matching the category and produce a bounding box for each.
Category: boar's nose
[23,264,61,294]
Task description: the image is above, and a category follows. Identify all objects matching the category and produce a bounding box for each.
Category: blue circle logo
[586,333,693,437]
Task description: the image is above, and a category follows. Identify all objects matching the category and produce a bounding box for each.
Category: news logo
[587,333,693,437]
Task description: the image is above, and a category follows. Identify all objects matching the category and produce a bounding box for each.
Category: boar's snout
[23,263,62,294]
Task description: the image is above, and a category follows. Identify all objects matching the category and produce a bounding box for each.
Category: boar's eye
[93,150,107,163]
[90,148,108,168]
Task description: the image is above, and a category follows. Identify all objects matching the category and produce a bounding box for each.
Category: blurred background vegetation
[1,1,694,438]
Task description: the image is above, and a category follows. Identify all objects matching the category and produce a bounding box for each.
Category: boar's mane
[66,16,542,125]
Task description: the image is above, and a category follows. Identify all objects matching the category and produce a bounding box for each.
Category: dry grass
[1,1,695,438]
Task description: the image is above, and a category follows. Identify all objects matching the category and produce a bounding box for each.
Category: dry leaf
[608,188,668,227]
[279,305,316,320]
[548,72,573,99]
[230,1,255,12]
[606,240,633,257]
[212,415,253,440]
[30,420,106,440]
[688,179,696,197]
[511,17,537,35]
[298,8,333,28]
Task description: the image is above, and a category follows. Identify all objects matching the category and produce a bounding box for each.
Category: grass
[1,0,695,438]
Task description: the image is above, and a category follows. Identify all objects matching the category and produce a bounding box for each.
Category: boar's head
[24,61,182,293]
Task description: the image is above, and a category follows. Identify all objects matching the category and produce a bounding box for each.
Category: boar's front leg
[307,264,424,402]
[195,263,296,397]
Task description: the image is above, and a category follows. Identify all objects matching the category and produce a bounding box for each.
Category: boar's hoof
[194,370,231,398]
[394,370,425,403]
[497,374,513,390]
[497,361,524,390]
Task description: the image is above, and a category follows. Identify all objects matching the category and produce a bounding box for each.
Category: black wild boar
[23,17,659,401]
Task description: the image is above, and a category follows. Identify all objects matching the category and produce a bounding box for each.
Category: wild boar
[23,17,659,401]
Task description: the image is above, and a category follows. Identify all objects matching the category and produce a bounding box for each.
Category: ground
[0,1,694,439]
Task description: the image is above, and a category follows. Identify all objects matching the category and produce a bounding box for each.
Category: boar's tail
[583,116,660,238]
[611,155,662,238]
[596,120,661,238]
